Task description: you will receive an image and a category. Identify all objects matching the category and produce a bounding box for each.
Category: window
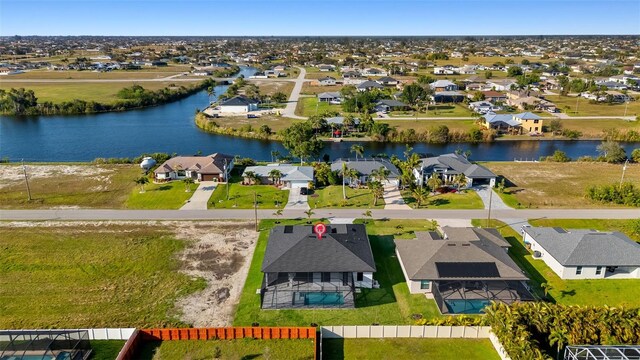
[533,119,539,124]
[596,266,602,275]
[321,272,331,282]
[356,272,364,281]
[420,280,430,290]
[576,266,582,275]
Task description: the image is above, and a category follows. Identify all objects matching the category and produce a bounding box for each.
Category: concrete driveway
[383,183,411,210]
[285,187,309,210]
[180,181,217,210]
[474,185,511,210]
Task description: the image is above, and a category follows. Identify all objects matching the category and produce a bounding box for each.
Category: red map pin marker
[314,223,326,240]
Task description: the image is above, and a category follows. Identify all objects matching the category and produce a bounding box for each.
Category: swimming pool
[444,299,491,314]
[295,292,345,306]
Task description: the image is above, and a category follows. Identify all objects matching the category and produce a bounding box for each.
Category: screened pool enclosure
[0,330,92,360]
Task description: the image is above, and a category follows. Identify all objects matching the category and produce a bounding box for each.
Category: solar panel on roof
[284,226,293,233]
[435,262,500,278]
[553,227,567,233]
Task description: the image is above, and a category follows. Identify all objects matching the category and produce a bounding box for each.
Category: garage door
[290,181,307,188]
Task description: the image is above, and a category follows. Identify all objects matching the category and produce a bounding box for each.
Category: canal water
[1,66,638,162]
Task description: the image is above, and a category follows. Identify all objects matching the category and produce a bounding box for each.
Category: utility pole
[224,159,230,201]
[575,96,580,115]
[619,159,629,189]
[254,191,259,232]
[22,159,32,201]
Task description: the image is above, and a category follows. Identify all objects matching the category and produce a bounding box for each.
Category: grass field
[309,186,385,209]
[208,180,289,209]
[558,119,640,138]
[402,190,484,209]
[125,180,198,209]
[207,114,298,133]
[138,339,315,360]
[233,219,441,326]
[295,97,343,117]
[388,119,478,133]
[300,83,343,95]
[484,161,640,208]
[91,340,127,360]
[8,66,190,79]
[0,164,140,209]
[545,95,640,117]
[0,81,189,104]
[472,219,640,306]
[322,338,500,360]
[252,80,295,97]
[0,225,206,328]
[389,103,474,118]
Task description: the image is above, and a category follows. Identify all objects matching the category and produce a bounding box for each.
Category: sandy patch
[173,221,257,327]
[0,164,114,189]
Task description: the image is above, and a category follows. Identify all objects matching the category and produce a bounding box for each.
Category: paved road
[281,67,309,119]
[382,115,637,121]
[1,209,638,221]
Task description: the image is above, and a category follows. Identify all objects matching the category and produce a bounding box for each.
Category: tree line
[0,79,218,116]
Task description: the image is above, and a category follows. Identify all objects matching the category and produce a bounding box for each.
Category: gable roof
[319,76,336,81]
[514,111,541,120]
[377,76,398,82]
[243,164,314,182]
[376,99,408,108]
[331,158,400,178]
[357,80,384,89]
[154,153,234,175]
[261,224,376,273]
[395,227,527,281]
[430,79,456,88]
[317,92,342,99]
[523,227,640,266]
[418,153,496,179]
[483,113,521,127]
[220,95,258,107]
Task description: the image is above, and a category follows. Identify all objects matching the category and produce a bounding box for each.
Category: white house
[218,96,259,113]
[522,227,640,280]
[318,76,337,86]
[242,163,314,189]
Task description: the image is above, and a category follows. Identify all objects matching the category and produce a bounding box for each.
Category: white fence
[321,325,491,339]
[0,328,136,341]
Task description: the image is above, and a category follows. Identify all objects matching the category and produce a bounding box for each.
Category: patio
[433,280,535,314]
[261,273,356,309]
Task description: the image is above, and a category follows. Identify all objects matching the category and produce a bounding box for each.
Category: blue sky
[2,0,639,36]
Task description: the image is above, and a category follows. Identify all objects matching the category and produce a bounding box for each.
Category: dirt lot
[173,221,258,327]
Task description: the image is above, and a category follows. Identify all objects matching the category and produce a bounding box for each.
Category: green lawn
[0,225,206,328]
[310,186,385,209]
[545,95,640,117]
[389,103,474,118]
[90,340,126,360]
[0,164,140,209]
[233,219,441,326]
[472,219,640,306]
[137,339,315,360]
[208,182,289,209]
[125,180,198,209]
[295,97,343,117]
[322,338,500,360]
[402,189,484,209]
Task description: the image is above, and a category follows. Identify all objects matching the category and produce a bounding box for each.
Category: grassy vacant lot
[233,219,441,326]
[0,81,188,104]
[322,338,499,360]
[9,66,191,79]
[388,119,478,133]
[484,162,640,208]
[558,118,640,138]
[472,219,640,307]
[0,225,205,328]
[402,190,484,209]
[208,181,289,209]
[295,96,343,117]
[300,83,343,95]
[138,339,314,360]
[252,80,295,97]
[91,340,127,360]
[206,114,298,133]
[0,164,140,209]
[310,186,385,209]
[125,180,198,209]
[389,103,474,118]
[545,95,640,117]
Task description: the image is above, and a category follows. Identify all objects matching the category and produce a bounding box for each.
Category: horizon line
[3,33,640,37]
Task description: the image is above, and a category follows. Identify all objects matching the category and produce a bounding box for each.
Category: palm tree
[304,209,315,222]
[270,150,280,163]
[134,176,149,193]
[183,177,195,192]
[268,169,283,186]
[368,180,384,206]
[549,327,569,360]
[206,86,215,104]
[273,209,283,224]
[426,173,443,191]
[362,210,373,224]
[412,186,429,208]
[371,166,390,183]
[350,144,364,160]
[453,173,467,189]
[243,171,260,185]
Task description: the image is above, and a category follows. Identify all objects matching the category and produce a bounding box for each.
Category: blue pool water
[298,292,344,306]
[444,299,491,314]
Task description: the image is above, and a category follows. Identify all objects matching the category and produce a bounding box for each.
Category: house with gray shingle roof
[331,158,400,187]
[413,153,496,188]
[260,224,376,309]
[356,80,384,92]
[242,164,313,189]
[523,227,640,279]
[395,227,533,314]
